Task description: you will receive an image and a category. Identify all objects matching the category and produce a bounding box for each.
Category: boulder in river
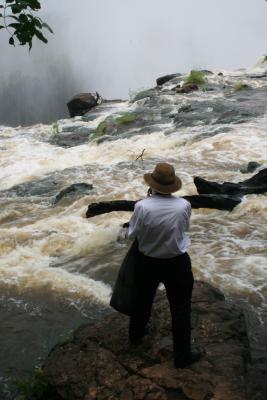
[53,183,93,204]
[43,281,255,400]
[67,93,102,117]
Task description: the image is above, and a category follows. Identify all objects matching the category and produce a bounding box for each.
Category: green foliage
[115,113,136,125]
[58,329,74,345]
[95,121,106,138]
[51,121,59,135]
[234,81,249,92]
[13,368,49,400]
[93,113,137,142]
[0,0,53,49]
[186,70,207,85]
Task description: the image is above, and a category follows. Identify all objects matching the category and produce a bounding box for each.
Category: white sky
[1,0,267,99]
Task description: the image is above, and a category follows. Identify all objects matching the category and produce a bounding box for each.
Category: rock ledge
[42,281,256,400]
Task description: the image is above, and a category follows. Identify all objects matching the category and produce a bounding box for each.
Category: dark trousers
[129,250,194,363]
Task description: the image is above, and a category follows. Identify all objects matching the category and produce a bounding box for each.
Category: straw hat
[144,163,182,194]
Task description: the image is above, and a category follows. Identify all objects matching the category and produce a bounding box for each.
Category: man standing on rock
[127,162,201,368]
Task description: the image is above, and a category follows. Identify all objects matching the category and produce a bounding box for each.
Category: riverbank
[41,281,265,400]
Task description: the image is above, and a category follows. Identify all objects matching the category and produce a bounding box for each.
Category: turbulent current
[0,60,266,397]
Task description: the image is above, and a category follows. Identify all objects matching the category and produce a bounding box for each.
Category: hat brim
[144,173,182,194]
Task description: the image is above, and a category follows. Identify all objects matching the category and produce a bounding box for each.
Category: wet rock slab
[43,281,252,400]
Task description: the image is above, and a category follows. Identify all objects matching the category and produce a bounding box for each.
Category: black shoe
[174,349,202,368]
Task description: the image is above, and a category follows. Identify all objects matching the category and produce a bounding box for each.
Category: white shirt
[128,194,191,259]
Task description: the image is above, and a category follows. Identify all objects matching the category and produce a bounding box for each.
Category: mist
[0,0,266,126]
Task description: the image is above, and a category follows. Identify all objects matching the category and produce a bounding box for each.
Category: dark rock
[43,281,251,400]
[54,183,93,204]
[156,73,181,86]
[247,74,267,79]
[218,72,224,76]
[200,69,213,75]
[240,161,262,174]
[194,168,267,196]
[102,99,125,103]
[176,83,199,94]
[178,105,194,113]
[183,194,241,211]
[202,86,215,92]
[86,200,136,217]
[67,93,102,117]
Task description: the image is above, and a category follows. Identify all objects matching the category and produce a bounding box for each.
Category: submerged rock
[51,127,94,148]
[53,183,93,204]
[194,168,267,196]
[178,105,194,113]
[43,281,252,400]
[173,87,267,128]
[67,93,102,117]
[0,167,94,200]
[240,161,262,174]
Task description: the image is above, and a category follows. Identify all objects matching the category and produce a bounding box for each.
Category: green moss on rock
[13,368,49,400]
[186,70,207,85]
[94,121,107,137]
[115,113,136,125]
[234,81,249,92]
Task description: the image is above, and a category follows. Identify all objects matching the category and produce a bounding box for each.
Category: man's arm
[184,200,192,232]
[127,202,143,240]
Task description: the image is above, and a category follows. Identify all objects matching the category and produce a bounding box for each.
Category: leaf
[42,22,53,34]
[11,5,22,14]
[9,37,15,45]
[35,29,48,43]
[8,22,20,28]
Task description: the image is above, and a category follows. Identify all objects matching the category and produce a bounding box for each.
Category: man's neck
[153,191,171,197]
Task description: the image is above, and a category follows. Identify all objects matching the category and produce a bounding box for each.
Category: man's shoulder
[135,197,151,208]
[176,197,192,213]
[135,196,191,209]
[176,197,191,207]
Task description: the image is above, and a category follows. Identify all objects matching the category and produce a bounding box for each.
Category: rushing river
[0,61,267,398]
